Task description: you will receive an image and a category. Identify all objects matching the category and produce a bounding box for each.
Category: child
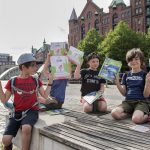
[0,53,52,150]
[42,53,70,110]
[111,48,149,124]
[74,52,107,113]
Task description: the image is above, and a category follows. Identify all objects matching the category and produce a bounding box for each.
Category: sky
[0,0,129,62]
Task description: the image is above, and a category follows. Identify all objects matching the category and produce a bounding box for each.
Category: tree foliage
[97,21,146,71]
[77,28,103,57]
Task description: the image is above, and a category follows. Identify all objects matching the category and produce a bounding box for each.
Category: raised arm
[0,80,11,103]
[144,72,150,97]
[114,74,126,96]
[42,53,51,79]
[74,64,81,79]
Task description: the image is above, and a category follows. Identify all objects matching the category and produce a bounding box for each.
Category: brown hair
[87,52,100,62]
[126,48,145,69]
[19,61,36,71]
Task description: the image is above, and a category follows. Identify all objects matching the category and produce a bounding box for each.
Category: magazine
[129,125,150,133]
[67,46,84,65]
[98,58,122,82]
[50,56,70,79]
[50,42,67,56]
[83,91,103,104]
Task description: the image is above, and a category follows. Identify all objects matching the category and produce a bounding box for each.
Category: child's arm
[42,53,51,79]
[144,72,150,97]
[114,74,126,96]
[99,83,105,93]
[74,64,81,79]
[0,81,11,103]
[38,73,53,101]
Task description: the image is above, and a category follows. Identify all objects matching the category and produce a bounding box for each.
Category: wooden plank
[59,122,150,149]
[40,111,150,150]
[42,125,129,150]
[40,127,105,150]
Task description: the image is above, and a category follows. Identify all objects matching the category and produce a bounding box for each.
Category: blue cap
[17,53,36,65]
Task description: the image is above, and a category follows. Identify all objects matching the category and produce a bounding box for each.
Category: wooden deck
[40,111,150,150]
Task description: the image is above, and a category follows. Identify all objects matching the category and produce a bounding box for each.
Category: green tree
[77,28,103,57]
[98,21,143,71]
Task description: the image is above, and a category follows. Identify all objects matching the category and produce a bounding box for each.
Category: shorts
[80,97,106,104]
[4,110,39,137]
[118,100,150,115]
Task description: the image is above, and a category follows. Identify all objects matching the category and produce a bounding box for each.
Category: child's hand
[146,72,150,85]
[114,74,120,85]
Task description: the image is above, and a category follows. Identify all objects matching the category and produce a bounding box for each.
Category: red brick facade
[68,0,150,48]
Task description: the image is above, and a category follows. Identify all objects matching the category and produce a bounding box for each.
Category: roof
[69,8,77,21]
[110,0,126,7]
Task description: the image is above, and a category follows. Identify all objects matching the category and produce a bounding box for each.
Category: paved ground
[0,81,124,149]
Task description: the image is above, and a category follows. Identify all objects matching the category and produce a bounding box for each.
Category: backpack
[4,75,40,121]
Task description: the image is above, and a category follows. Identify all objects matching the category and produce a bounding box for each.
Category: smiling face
[88,58,99,70]
[128,56,141,70]
[126,48,144,71]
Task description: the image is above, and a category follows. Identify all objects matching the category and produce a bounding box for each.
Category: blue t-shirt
[121,70,146,100]
[50,79,68,103]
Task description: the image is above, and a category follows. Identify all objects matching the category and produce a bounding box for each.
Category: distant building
[32,39,68,64]
[68,0,150,47]
[0,53,16,75]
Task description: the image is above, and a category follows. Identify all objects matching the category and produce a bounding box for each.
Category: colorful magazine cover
[67,46,84,65]
[50,42,67,56]
[83,91,103,104]
[98,58,122,82]
[50,56,70,79]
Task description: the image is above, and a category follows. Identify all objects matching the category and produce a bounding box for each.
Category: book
[50,42,67,56]
[46,108,70,115]
[50,56,70,79]
[83,91,103,104]
[98,58,122,82]
[67,46,84,65]
[129,125,150,133]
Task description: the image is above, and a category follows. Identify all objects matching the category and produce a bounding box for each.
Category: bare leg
[97,101,107,112]
[111,107,129,120]
[21,124,32,150]
[132,110,148,124]
[2,135,13,150]
[81,99,93,113]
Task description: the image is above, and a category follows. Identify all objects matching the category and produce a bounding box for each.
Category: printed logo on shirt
[127,76,143,81]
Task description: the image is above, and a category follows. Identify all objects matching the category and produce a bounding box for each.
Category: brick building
[0,53,15,75]
[68,0,150,47]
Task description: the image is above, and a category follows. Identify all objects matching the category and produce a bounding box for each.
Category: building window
[139,0,141,5]
[146,0,150,5]
[139,8,142,13]
[135,0,138,5]
[147,7,150,15]
[87,11,92,19]
[113,13,118,24]
[135,8,138,14]
[81,24,85,39]
[147,17,150,25]
[88,23,91,30]
[94,19,99,31]
[138,19,141,24]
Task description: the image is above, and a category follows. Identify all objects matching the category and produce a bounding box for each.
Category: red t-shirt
[5,76,42,111]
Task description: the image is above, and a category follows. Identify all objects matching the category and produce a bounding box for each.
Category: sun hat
[17,53,36,65]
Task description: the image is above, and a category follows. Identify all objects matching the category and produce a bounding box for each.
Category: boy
[111,48,149,124]
[74,52,107,113]
[42,53,69,110]
[0,53,52,150]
